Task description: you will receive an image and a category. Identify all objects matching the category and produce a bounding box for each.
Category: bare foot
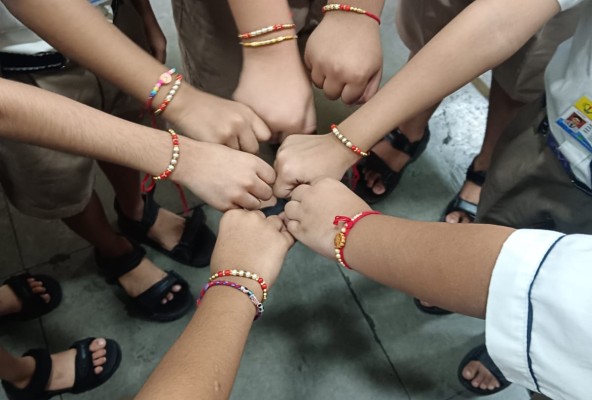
[12,338,109,391]
[146,208,185,252]
[462,360,501,391]
[0,277,50,316]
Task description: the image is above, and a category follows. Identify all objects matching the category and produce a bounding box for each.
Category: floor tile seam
[336,265,412,400]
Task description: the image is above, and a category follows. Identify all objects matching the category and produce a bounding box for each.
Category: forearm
[2,0,189,119]
[340,0,560,149]
[345,215,515,318]
[136,285,258,399]
[0,78,171,176]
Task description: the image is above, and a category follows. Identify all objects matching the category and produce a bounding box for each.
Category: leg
[444,79,523,223]
[98,161,185,252]
[62,191,180,303]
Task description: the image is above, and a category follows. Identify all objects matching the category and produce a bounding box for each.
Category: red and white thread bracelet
[322,4,381,25]
[198,280,264,320]
[209,269,268,302]
[154,74,183,116]
[238,23,296,39]
[333,211,381,269]
[331,124,370,157]
[142,129,180,192]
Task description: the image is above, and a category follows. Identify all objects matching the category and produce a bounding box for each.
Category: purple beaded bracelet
[197,280,264,320]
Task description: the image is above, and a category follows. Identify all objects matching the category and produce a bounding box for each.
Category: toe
[93,357,107,367]
[365,171,378,187]
[171,284,181,293]
[94,366,104,375]
[167,292,174,301]
[29,280,44,289]
[89,338,106,352]
[445,211,461,223]
[462,361,480,381]
[32,286,47,294]
[40,294,51,303]
[372,180,386,195]
[92,349,107,360]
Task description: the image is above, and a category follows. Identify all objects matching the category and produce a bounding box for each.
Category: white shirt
[546,0,592,189]
[486,230,592,400]
[0,0,111,54]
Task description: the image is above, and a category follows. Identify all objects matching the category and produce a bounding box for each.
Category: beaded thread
[322,4,381,24]
[210,269,268,302]
[238,23,296,39]
[198,280,264,320]
[240,35,298,48]
[330,124,370,157]
[154,74,183,116]
[333,211,381,269]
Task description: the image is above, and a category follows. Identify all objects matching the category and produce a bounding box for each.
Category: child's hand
[211,210,294,289]
[273,132,359,198]
[284,178,371,259]
[166,86,271,155]
[304,12,382,105]
[233,43,316,143]
[174,139,275,211]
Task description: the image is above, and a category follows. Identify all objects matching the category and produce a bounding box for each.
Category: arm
[284,178,515,318]
[228,0,316,141]
[274,0,562,196]
[1,0,270,152]
[135,210,294,399]
[304,0,385,104]
[129,0,167,62]
[0,78,275,211]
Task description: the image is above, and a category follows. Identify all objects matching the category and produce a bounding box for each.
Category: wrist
[241,35,300,61]
[324,132,366,170]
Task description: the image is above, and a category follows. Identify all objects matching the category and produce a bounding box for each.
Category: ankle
[7,356,36,389]
[116,196,144,221]
[472,154,491,172]
[97,236,133,259]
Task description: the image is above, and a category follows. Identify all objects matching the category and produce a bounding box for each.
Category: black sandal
[458,344,511,395]
[413,298,452,316]
[96,242,193,322]
[1,337,122,400]
[352,127,430,204]
[115,189,216,268]
[441,158,487,222]
[0,273,62,323]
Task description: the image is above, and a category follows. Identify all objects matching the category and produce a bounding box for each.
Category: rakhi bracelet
[198,280,264,320]
[238,23,296,39]
[331,124,370,157]
[209,269,268,302]
[146,68,176,111]
[322,4,381,25]
[154,74,183,116]
[333,211,381,269]
[240,35,298,48]
[153,129,180,181]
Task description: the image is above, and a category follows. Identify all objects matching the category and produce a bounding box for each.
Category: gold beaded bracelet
[238,23,296,39]
[330,124,370,157]
[209,269,269,302]
[240,35,298,48]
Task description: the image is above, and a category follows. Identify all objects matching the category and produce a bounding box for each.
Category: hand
[174,139,276,211]
[233,43,316,143]
[284,178,371,258]
[211,210,294,289]
[305,12,382,105]
[167,86,271,155]
[273,132,360,198]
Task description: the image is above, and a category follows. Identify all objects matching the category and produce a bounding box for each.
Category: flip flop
[458,344,511,395]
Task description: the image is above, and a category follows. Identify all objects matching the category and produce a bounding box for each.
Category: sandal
[440,157,487,222]
[115,189,216,268]
[458,344,511,395]
[352,127,430,204]
[0,273,62,323]
[1,337,122,400]
[96,242,193,322]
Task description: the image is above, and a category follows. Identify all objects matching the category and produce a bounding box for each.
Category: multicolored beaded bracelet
[333,211,381,269]
[209,269,268,302]
[153,74,183,116]
[322,4,381,25]
[330,124,370,157]
[240,35,298,48]
[146,68,176,111]
[198,280,264,320]
[238,23,296,39]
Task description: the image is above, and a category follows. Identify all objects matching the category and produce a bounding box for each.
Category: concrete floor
[0,1,531,399]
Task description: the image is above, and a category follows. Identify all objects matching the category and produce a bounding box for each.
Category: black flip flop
[0,273,62,323]
[458,344,511,395]
[96,242,193,322]
[1,337,122,400]
[115,188,216,268]
[352,127,430,204]
[441,158,487,222]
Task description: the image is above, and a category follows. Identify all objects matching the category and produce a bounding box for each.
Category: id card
[555,96,592,153]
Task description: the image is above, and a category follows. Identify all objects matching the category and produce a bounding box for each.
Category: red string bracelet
[333,211,381,269]
[322,4,381,25]
[209,269,269,302]
[153,74,183,117]
[238,23,296,39]
[141,129,180,193]
[331,124,370,157]
[197,280,264,320]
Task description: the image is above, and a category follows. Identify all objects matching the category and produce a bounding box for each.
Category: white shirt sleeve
[555,0,588,10]
[486,230,592,400]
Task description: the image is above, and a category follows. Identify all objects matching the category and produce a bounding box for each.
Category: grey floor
[0,1,531,399]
